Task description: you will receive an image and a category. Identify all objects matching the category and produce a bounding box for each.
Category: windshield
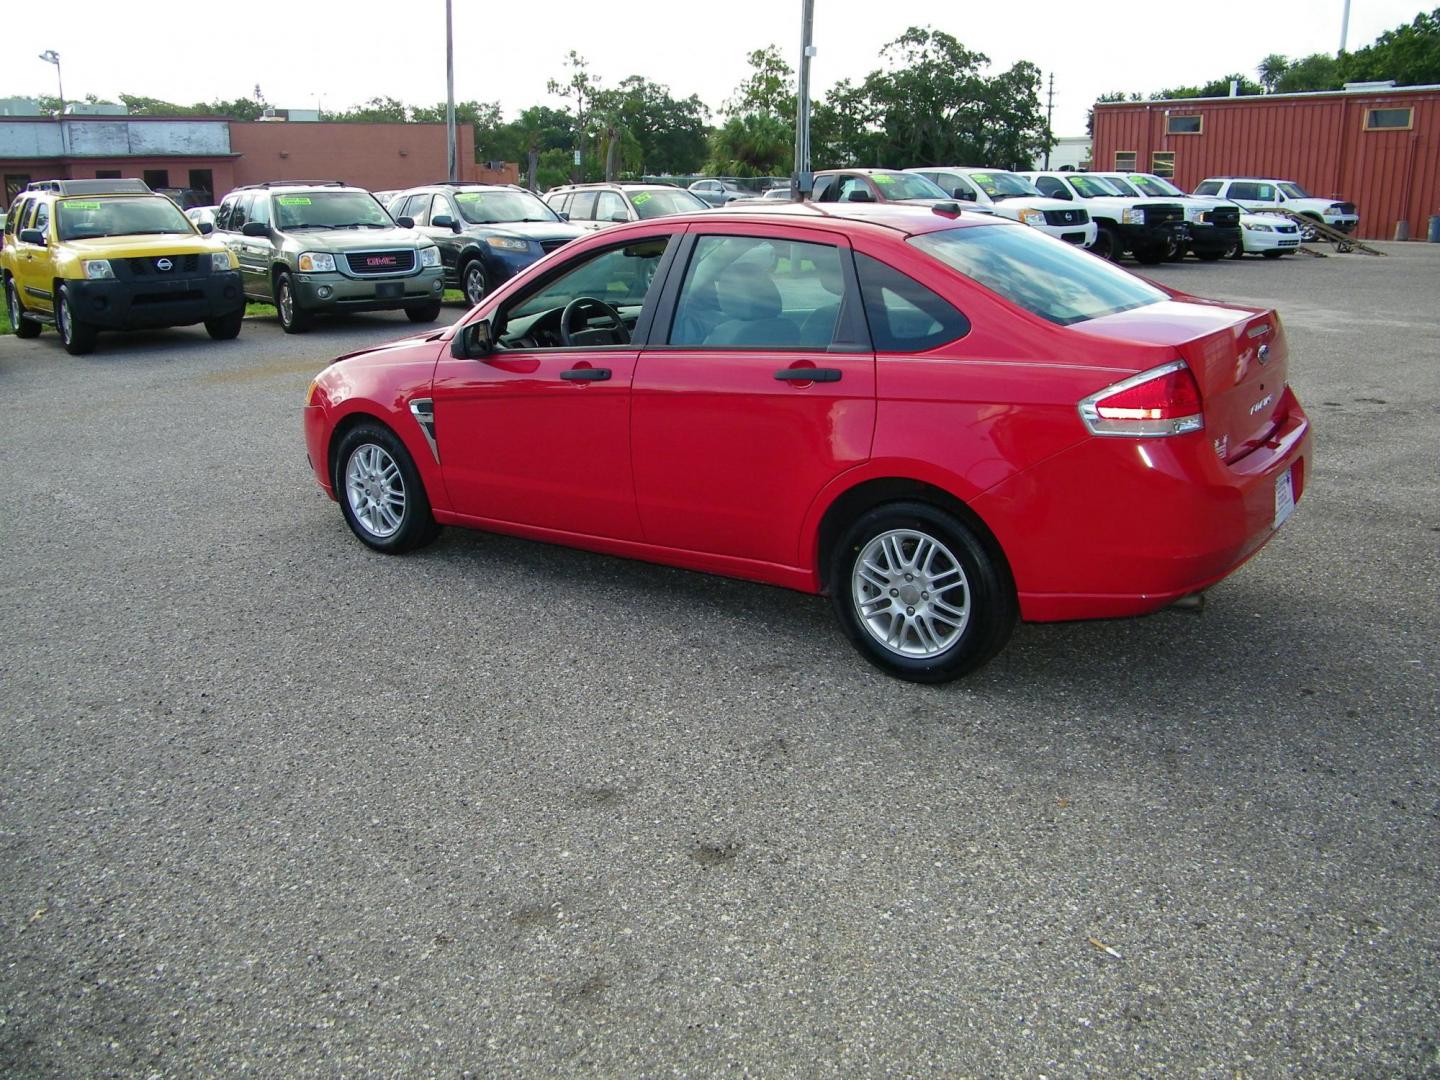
[1100,175,1142,197]
[630,189,708,219]
[911,222,1166,326]
[273,190,393,229]
[1279,182,1311,199]
[1129,174,1184,198]
[967,171,1042,200]
[873,173,950,200]
[1069,175,1124,198]
[454,189,559,225]
[57,196,195,240]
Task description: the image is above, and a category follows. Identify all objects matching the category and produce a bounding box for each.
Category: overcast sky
[2,0,1427,138]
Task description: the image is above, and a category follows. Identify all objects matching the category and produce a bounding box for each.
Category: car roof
[662,200,1001,236]
[813,168,914,176]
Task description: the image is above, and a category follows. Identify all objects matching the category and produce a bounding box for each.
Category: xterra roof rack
[26,178,153,195]
[236,180,349,190]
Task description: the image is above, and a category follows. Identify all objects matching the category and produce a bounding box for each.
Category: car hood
[465,220,588,243]
[994,196,1083,213]
[63,234,226,256]
[279,228,433,251]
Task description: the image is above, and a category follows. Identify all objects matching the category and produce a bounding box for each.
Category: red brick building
[1,115,517,208]
[1091,83,1440,241]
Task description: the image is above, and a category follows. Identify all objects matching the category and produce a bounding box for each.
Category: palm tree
[1258,54,1290,93]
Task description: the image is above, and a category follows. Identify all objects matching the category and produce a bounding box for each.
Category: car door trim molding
[24,285,52,300]
[409,398,440,463]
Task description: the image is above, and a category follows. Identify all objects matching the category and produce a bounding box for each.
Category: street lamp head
[39,50,60,65]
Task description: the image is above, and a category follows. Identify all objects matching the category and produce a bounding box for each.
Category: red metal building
[1091,83,1440,241]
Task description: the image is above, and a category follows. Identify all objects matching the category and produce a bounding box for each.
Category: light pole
[792,0,815,201]
[445,0,457,181]
[1339,0,1352,53]
[39,50,66,155]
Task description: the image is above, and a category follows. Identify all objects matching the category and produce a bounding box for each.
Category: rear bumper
[293,267,444,312]
[972,388,1312,622]
[66,271,243,329]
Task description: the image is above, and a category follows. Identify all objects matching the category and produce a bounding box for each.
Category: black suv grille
[345,250,416,275]
[539,239,572,254]
[1203,206,1241,228]
[1142,204,1185,227]
[125,254,201,275]
[1043,208,1089,226]
[1335,202,1356,215]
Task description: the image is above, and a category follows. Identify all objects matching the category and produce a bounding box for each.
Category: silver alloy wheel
[345,443,406,538]
[852,528,970,658]
[463,263,486,306]
[278,278,294,325]
[6,281,19,326]
[58,291,73,341]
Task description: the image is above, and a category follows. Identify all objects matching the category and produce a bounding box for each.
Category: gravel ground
[1,245,1437,1078]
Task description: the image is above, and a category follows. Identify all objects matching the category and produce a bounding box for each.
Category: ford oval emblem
[1257,343,1271,365]
[156,258,173,272]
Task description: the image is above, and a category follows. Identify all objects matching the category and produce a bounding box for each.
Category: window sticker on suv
[62,201,102,211]
[278,196,312,206]
[874,175,895,185]
[632,193,652,206]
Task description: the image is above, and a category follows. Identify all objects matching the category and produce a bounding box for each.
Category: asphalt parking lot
[2,242,1437,1077]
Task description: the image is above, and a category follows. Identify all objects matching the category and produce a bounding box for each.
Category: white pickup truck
[1192,177,1359,239]
[904,167,1098,249]
[1017,171,1189,264]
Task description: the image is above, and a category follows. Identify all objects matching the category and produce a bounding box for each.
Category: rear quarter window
[854,252,970,352]
[1194,181,1223,196]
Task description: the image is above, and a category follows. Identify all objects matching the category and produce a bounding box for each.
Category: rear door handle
[560,367,611,381]
[774,367,842,383]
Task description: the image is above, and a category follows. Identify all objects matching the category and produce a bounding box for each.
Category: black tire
[1261,249,1285,259]
[332,421,440,554]
[1227,242,1245,260]
[56,284,98,355]
[6,278,41,338]
[204,308,244,339]
[406,300,443,323]
[1132,244,1166,266]
[1298,216,1321,242]
[461,259,488,306]
[275,271,311,334]
[829,501,1016,684]
[1161,236,1186,262]
[1090,226,1118,261]
[1195,249,1225,262]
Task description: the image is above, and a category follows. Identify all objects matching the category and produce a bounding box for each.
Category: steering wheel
[559,296,631,347]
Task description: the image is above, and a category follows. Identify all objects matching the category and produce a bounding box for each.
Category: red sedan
[303,202,1310,682]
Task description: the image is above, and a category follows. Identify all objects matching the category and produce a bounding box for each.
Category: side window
[1194,181,1223,196]
[31,201,50,237]
[670,234,846,350]
[946,174,979,200]
[214,197,234,232]
[431,194,454,223]
[569,191,597,221]
[812,176,835,202]
[5,198,28,235]
[500,235,672,345]
[1256,184,1276,201]
[401,193,431,226]
[854,252,970,353]
[1034,176,1067,199]
[545,192,570,215]
[837,177,872,203]
[595,191,626,222]
[249,194,271,228]
[231,193,251,230]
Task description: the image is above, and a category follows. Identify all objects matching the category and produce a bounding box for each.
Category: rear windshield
[454,189,560,224]
[911,222,1166,326]
[273,191,393,230]
[630,189,707,219]
[57,196,194,240]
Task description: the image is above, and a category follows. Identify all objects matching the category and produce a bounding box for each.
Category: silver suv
[543,183,709,230]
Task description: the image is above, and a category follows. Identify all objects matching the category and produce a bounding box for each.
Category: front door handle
[560,367,611,381]
[774,367,842,383]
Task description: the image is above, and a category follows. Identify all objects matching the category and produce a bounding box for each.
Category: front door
[430,232,678,541]
[632,227,876,569]
[13,200,54,316]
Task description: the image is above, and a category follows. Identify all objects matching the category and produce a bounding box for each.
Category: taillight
[1078,360,1203,437]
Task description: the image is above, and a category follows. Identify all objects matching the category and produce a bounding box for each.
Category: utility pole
[792,0,815,201]
[39,50,65,156]
[445,0,457,181]
[1339,0,1352,53]
[1044,72,1055,170]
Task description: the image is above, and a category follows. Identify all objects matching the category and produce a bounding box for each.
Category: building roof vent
[1343,80,1398,92]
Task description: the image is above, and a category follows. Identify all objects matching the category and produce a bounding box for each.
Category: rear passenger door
[631,225,876,568]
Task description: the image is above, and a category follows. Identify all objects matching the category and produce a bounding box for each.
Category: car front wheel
[6,278,41,338]
[406,300,443,323]
[275,271,311,334]
[205,308,244,339]
[1090,226,1118,261]
[57,284,98,355]
[829,501,1016,683]
[461,259,487,306]
[334,422,440,554]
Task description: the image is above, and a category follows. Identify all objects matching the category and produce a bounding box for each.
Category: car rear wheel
[275,271,311,334]
[6,278,41,338]
[334,422,440,554]
[406,300,443,323]
[461,260,488,306]
[1227,241,1245,260]
[56,285,97,355]
[829,501,1016,683]
[204,308,244,339]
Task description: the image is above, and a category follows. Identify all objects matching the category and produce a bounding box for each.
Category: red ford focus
[303,202,1310,682]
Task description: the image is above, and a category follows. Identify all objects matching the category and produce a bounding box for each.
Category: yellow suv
[2,178,244,355]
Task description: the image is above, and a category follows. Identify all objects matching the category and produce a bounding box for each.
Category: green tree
[811,79,880,166]
[324,96,409,122]
[705,113,793,176]
[597,76,709,176]
[1275,54,1343,93]
[726,45,795,118]
[1341,6,1440,84]
[1258,53,1290,92]
[547,51,604,180]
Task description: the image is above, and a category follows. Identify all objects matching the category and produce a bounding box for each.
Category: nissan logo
[156,258,173,272]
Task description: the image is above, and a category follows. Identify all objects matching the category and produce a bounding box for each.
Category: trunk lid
[1073,299,1289,463]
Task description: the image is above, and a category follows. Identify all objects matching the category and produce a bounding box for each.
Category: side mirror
[610,211,629,223]
[432,214,460,232]
[953,188,976,201]
[18,228,46,246]
[197,221,214,235]
[450,318,495,358]
[396,215,415,229]
[557,212,570,222]
[241,220,269,237]
[1050,189,1072,201]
